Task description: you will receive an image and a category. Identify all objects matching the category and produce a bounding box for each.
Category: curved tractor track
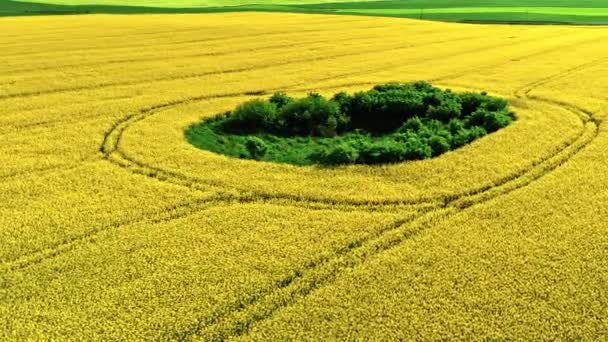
[3,55,601,337]
[2,13,608,342]
[100,63,600,208]
[92,61,602,339]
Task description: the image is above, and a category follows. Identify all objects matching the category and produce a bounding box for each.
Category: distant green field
[13,0,608,8]
[341,7,608,16]
[2,0,608,24]
[19,0,372,7]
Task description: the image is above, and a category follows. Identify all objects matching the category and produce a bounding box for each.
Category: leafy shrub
[269,92,293,109]
[195,81,513,165]
[459,92,508,116]
[427,135,451,156]
[459,92,487,116]
[222,99,278,134]
[245,136,268,159]
[279,93,348,136]
[398,117,425,133]
[466,126,488,141]
[451,126,488,148]
[466,108,513,132]
[347,87,426,133]
[426,92,462,121]
[448,118,465,135]
[332,91,353,114]
[485,110,513,132]
[401,135,433,160]
[357,140,408,164]
[450,130,469,148]
[318,143,359,165]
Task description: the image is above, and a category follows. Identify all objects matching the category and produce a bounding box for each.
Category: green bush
[332,91,353,115]
[318,143,359,165]
[279,93,349,136]
[398,117,425,133]
[222,99,278,134]
[347,87,426,133]
[466,108,513,132]
[466,126,488,141]
[401,136,433,160]
[448,118,465,135]
[192,81,513,165]
[428,135,451,157]
[357,140,409,164]
[269,92,293,109]
[459,92,508,116]
[245,136,268,159]
[426,92,462,121]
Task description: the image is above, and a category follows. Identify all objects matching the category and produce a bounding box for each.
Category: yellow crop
[1,12,607,340]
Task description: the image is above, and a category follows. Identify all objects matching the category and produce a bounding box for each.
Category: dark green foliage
[186,81,514,166]
[318,143,360,165]
[3,0,608,26]
[348,83,427,133]
[357,140,408,164]
[222,99,278,134]
[459,92,509,116]
[269,92,293,109]
[398,117,425,133]
[245,136,268,159]
[466,108,513,132]
[332,92,353,116]
[402,136,434,160]
[426,92,462,121]
[428,135,451,157]
[279,93,349,137]
[223,93,349,137]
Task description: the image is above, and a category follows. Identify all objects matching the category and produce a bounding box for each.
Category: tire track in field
[1,186,414,274]
[0,29,419,79]
[0,25,573,127]
[94,57,600,339]
[6,37,599,275]
[0,80,549,273]
[0,40,443,101]
[100,84,586,208]
[0,17,386,60]
[1,19,275,43]
[0,101,133,133]
[180,122,601,340]
[0,29,568,101]
[3,28,602,337]
[1,193,229,272]
[0,26,334,65]
[178,63,604,341]
[1,24,402,76]
[251,32,604,115]
[0,16,389,45]
[0,111,105,132]
[0,26,245,51]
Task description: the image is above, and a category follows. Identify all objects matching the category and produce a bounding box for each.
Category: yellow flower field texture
[1,12,608,340]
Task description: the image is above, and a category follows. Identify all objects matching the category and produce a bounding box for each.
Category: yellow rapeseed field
[1,12,608,340]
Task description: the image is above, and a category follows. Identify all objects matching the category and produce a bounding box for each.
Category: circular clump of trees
[186,81,514,166]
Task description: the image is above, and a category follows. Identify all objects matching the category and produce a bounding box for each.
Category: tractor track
[4,38,602,276]
[2,23,606,341]
[96,33,605,207]
[178,62,603,340]
[0,16,380,59]
[1,26,401,77]
[0,30,573,102]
